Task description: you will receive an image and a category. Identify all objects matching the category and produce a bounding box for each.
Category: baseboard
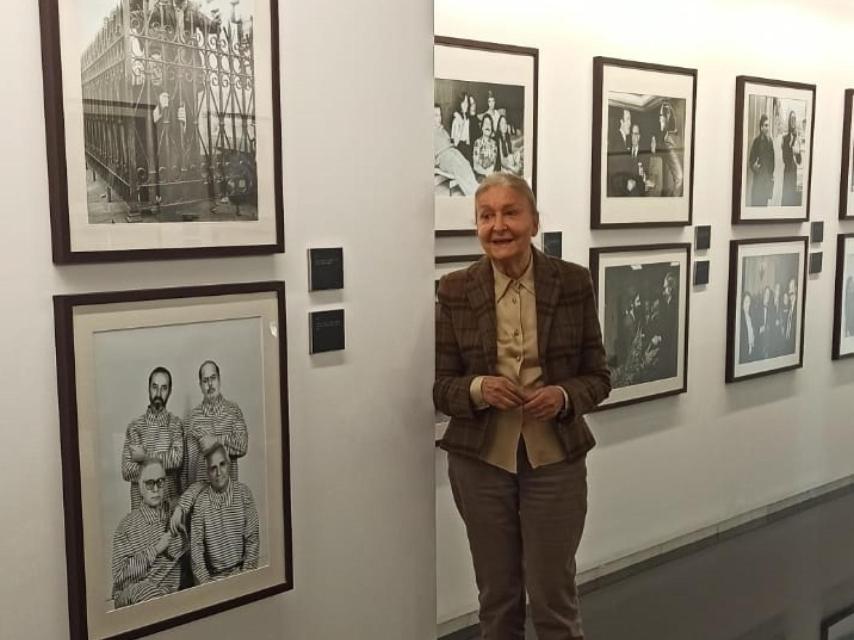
[437,472,854,638]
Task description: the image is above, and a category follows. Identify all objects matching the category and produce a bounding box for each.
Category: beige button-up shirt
[469,256,567,473]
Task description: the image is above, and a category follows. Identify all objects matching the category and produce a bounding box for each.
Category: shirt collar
[492,253,535,302]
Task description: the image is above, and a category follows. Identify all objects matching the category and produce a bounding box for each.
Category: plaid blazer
[434,248,611,461]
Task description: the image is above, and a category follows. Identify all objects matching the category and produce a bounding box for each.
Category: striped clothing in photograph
[122,408,184,509]
[188,480,259,584]
[182,396,248,489]
[111,503,184,608]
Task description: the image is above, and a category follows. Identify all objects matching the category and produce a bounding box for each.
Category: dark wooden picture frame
[839,90,854,220]
[821,603,854,640]
[591,57,697,228]
[832,233,854,360]
[726,237,808,382]
[433,36,538,236]
[54,281,292,640]
[590,243,691,410]
[38,0,284,263]
[733,76,816,224]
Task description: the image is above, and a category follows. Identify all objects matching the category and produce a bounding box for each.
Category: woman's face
[469,98,477,115]
[460,95,468,112]
[488,95,496,109]
[789,111,797,132]
[498,117,508,134]
[482,118,493,137]
[742,293,752,313]
[475,185,537,265]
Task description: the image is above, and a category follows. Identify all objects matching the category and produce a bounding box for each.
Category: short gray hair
[474,172,539,223]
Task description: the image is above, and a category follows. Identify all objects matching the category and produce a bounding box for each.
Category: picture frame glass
[50,0,281,256]
[845,91,854,219]
[595,60,695,226]
[729,239,806,380]
[60,287,289,639]
[594,245,689,408]
[835,236,854,358]
[737,80,814,222]
[434,40,536,232]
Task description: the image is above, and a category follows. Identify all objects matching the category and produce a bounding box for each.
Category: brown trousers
[448,445,587,640]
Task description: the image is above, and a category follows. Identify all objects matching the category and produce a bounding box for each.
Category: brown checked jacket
[434,248,611,461]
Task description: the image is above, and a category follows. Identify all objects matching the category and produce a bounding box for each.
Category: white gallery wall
[436,0,854,627]
[0,0,436,639]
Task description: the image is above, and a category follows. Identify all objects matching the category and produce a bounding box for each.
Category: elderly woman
[434,172,611,639]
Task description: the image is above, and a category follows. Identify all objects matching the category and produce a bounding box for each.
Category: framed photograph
[591,57,696,228]
[822,604,854,640]
[434,36,537,234]
[53,281,291,640]
[726,237,808,382]
[833,234,854,359]
[840,90,854,219]
[590,243,690,409]
[733,76,815,223]
[39,0,284,263]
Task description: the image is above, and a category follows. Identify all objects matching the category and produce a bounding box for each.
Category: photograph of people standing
[743,93,810,209]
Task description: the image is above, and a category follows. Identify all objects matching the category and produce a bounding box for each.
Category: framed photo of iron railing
[38,0,283,263]
[53,281,292,640]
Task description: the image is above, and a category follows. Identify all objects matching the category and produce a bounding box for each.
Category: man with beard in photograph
[182,360,248,490]
[781,110,803,206]
[749,114,775,207]
[112,459,185,608]
[175,444,259,584]
[434,104,479,196]
[122,367,184,510]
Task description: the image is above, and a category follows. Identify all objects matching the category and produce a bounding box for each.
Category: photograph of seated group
[433,36,537,234]
[592,56,697,228]
[53,282,291,640]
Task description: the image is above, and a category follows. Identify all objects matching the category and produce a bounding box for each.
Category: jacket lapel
[534,249,561,365]
[466,257,497,374]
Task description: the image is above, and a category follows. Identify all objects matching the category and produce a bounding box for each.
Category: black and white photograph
[434,37,537,233]
[832,234,854,359]
[822,604,854,640]
[733,76,815,223]
[726,237,807,382]
[39,0,283,262]
[592,57,696,228]
[434,79,526,191]
[590,244,690,409]
[839,89,854,219]
[54,282,291,640]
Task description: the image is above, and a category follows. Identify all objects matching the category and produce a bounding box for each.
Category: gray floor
[444,484,854,639]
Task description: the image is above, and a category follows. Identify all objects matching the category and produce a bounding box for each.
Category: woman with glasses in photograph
[658,101,684,197]
[495,114,522,175]
[451,92,473,163]
[472,114,498,178]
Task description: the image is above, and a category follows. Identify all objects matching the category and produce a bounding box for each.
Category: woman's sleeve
[433,277,479,419]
